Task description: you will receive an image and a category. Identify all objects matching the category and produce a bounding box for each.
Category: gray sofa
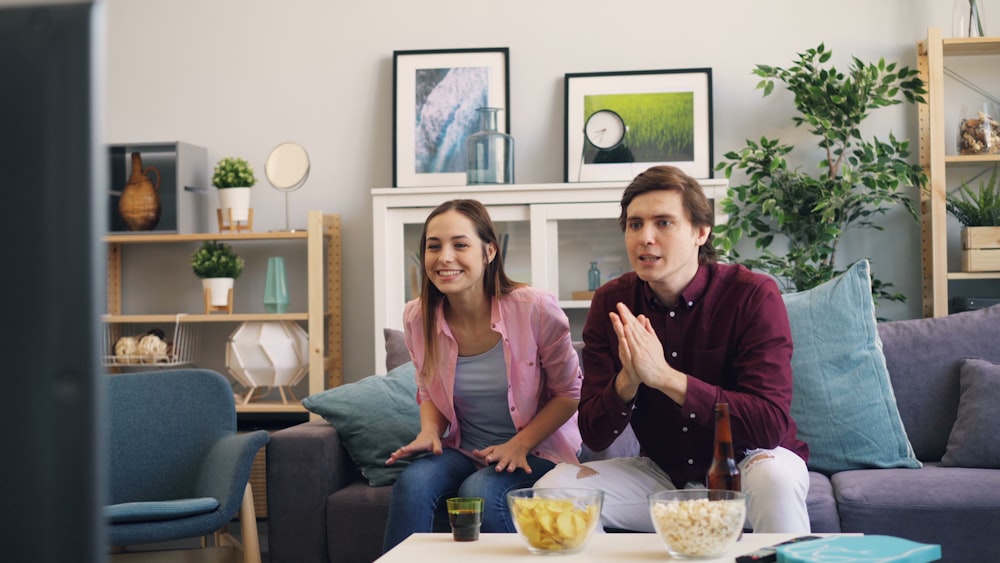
[267,306,1000,563]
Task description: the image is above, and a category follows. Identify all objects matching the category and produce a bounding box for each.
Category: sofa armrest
[267,420,356,563]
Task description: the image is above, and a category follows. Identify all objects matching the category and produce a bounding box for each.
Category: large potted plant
[191,241,244,312]
[213,156,256,225]
[715,44,926,304]
[947,164,1000,272]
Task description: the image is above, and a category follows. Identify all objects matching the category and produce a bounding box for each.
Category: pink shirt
[403,286,582,465]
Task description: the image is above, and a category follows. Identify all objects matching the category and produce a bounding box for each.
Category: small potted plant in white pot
[213,156,256,225]
[947,165,1000,272]
[191,241,245,312]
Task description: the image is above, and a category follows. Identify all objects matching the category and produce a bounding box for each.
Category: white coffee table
[377,532,813,561]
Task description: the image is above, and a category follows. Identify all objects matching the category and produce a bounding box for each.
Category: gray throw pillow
[941,358,1000,468]
[783,259,920,475]
[302,361,421,486]
[384,328,410,372]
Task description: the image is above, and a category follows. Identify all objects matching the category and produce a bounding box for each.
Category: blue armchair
[105,369,269,562]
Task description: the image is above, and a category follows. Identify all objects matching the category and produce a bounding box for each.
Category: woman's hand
[386,430,442,465]
[473,439,532,473]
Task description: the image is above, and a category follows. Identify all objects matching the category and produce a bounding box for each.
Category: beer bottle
[707,402,741,491]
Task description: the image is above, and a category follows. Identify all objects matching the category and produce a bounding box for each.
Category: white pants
[534,447,810,533]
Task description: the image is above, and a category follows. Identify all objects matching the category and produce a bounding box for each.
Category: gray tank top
[454,338,517,452]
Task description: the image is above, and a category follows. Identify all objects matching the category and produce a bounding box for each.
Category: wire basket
[102,315,199,367]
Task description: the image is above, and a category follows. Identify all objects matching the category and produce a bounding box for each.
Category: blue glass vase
[264,256,289,313]
[588,261,601,291]
[465,107,514,185]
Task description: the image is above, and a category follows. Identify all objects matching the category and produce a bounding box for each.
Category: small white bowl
[648,489,746,559]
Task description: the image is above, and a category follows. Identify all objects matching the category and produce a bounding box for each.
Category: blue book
[777,535,941,563]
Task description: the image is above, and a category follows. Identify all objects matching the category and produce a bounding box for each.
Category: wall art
[564,68,713,182]
[393,48,510,187]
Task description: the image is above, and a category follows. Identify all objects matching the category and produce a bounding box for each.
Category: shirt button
[510,406,515,412]
[528,360,535,366]
[620,411,628,416]
[669,311,676,318]
[612,429,619,435]
[491,323,497,328]
[682,427,688,432]
[671,351,678,358]
[687,301,694,307]
[687,459,694,465]
[689,413,696,419]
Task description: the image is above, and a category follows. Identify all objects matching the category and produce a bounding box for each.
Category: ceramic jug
[118,152,162,230]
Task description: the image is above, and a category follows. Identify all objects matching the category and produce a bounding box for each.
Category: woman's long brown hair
[417,199,523,381]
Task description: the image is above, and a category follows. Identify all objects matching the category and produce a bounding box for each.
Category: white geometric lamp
[226,321,309,404]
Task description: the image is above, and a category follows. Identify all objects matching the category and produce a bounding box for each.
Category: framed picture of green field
[564,68,713,182]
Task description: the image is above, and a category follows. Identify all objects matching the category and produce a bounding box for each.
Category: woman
[382,199,582,552]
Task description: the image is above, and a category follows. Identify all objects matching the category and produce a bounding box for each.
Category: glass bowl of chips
[507,487,603,555]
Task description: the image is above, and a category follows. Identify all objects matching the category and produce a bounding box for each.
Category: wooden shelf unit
[105,210,343,413]
[917,28,1000,317]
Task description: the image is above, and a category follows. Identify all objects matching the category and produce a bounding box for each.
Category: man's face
[623,190,710,291]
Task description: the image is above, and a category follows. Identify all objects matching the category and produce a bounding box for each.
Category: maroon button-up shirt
[579,262,808,486]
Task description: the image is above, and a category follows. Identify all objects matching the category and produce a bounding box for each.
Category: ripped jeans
[532,447,810,533]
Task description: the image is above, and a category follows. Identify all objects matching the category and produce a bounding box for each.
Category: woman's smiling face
[423,209,496,298]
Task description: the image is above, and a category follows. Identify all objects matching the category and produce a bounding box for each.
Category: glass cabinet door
[530,202,627,307]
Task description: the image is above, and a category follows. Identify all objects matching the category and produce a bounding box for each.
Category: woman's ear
[487,242,498,264]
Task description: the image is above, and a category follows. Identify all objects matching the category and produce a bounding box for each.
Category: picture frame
[564,68,713,182]
[393,47,510,188]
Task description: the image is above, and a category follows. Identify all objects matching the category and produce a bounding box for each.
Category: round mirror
[265,142,310,191]
[264,142,310,231]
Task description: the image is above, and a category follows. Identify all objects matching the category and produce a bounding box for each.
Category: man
[534,165,810,533]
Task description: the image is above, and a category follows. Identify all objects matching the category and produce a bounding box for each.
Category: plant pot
[202,277,234,307]
[218,187,251,221]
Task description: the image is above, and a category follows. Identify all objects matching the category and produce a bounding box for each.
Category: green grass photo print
[565,68,712,182]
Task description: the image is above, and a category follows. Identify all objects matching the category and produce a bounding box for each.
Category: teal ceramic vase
[264,256,289,313]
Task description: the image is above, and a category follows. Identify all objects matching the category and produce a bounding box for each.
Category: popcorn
[650,497,745,557]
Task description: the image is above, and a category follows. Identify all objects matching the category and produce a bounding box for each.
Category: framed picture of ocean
[392,48,510,187]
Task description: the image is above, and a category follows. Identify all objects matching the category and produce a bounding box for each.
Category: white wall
[104,0,977,382]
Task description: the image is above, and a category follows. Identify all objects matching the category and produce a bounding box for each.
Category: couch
[268,278,1000,563]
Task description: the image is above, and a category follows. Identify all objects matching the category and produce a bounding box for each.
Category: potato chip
[511,496,598,551]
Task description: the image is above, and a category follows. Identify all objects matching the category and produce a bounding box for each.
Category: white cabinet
[371,181,728,369]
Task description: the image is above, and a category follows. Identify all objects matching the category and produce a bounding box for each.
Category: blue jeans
[382,448,555,553]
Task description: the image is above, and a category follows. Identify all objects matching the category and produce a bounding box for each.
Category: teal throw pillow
[783,259,920,475]
[302,361,421,486]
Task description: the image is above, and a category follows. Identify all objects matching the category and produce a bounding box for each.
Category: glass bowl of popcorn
[507,488,603,555]
[648,489,746,559]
